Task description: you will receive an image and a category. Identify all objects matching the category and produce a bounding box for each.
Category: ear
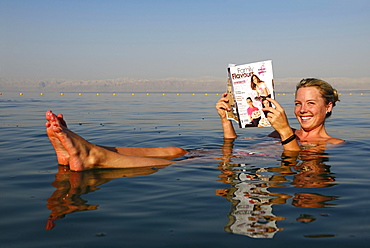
[326,102,333,113]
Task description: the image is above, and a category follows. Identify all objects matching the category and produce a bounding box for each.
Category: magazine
[226,60,274,128]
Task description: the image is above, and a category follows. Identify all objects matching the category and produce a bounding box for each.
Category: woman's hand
[263,98,292,138]
[215,93,237,139]
[264,98,300,151]
[215,93,231,120]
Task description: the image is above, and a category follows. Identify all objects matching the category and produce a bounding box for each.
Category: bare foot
[47,111,101,171]
[47,111,176,171]
[46,111,70,165]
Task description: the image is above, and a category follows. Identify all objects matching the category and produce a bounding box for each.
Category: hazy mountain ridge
[1,77,369,92]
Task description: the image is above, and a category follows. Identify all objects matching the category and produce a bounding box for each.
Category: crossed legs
[45,110,188,171]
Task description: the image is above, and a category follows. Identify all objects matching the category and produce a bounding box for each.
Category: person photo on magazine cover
[250,74,271,101]
[245,97,262,127]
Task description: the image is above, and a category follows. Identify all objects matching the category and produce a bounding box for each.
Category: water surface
[1,91,370,248]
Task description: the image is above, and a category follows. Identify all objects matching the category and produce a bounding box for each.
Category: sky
[1,0,370,80]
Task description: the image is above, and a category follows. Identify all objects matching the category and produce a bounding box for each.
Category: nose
[298,103,308,113]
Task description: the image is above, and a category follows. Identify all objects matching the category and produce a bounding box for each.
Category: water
[1,91,370,248]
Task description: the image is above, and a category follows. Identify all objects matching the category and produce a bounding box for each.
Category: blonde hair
[296,78,339,117]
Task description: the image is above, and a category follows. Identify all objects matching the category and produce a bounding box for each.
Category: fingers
[216,93,231,111]
[219,93,229,104]
[262,98,287,115]
[215,93,233,120]
[216,101,230,111]
[262,98,290,131]
[266,98,283,111]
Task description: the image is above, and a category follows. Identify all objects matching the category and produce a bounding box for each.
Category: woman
[251,74,271,100]
[47,78,341,171]
[216,78,344,151]
[261,97,272,117]
[245,97,262,127]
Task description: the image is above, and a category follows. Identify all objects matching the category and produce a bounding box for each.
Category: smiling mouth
[301,116,312,121]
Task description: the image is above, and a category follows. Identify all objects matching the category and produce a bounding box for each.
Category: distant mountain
[274,77,370,92]
[1,77,369,92]
[0,77,225,93]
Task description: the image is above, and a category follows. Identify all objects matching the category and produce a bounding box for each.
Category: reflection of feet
[45,219,56,230]
[46,111,70,165]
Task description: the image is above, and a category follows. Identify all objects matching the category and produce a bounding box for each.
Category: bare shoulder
[327,137,345,145]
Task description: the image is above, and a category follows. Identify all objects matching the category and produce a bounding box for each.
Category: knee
[167,146,188,156]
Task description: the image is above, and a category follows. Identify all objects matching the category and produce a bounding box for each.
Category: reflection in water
[45,141,339,236]
[45,165,160,230]
[216,139,338,238]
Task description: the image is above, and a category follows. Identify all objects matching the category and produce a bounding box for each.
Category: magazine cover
[226,60,274,128]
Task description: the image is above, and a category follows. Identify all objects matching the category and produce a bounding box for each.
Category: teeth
[301,117,311,120]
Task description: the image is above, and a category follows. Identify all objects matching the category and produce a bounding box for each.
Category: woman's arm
[215,93,237,139]
[263,98,300,151]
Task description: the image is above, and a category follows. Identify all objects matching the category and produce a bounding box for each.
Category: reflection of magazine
[226,60,275,128]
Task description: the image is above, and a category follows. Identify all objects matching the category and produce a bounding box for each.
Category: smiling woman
[293,78,343,144]
[216,78,344,151]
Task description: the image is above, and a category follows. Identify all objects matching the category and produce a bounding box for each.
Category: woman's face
[294,87,332,132]
[246,98,254,107]
[252,76,259,84]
